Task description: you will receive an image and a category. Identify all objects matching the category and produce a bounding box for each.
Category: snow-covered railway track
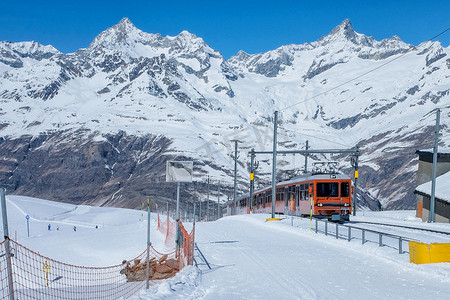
[349,221,450,236]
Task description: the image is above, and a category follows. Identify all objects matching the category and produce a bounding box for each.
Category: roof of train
[229,172,351,204]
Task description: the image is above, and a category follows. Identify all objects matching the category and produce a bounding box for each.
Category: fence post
[176,182,181,257]
[335,223,339,239]
[325,220,328,236]
[1,188,14,300]
[348,226,351,242]
[399,237,403,254]
[362,229,365,245]
[378,233,382,247]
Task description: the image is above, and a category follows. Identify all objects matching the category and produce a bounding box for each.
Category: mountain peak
[174,30,200,43]
[113,17,137,33]
[317,19,376,47]
[325,19,357,42]
[119,17,132,25]
[178,30,195,37]
[330,19,354,36]
[88,18,149,50]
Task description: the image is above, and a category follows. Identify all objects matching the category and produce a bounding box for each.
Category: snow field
[1,195,449,299]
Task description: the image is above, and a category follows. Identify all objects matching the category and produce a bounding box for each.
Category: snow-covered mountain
[0,18,449,210]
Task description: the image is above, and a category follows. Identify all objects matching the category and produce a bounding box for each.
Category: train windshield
[317,182,339,197]
[341,182,350,197]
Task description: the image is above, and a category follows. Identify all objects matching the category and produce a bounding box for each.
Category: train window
[317,182,339,197]
[341,182,350,197]
[277,189,283,202]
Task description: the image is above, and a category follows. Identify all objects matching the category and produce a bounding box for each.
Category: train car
[226,162,352,222]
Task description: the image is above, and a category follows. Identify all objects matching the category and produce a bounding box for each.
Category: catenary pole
[217,181,221,220]
[429,109,440,223]
[249,148,255,212]
[193,198,196,225]
[206,176,210,221]
[199,195,201,221]
[146,198,151,247]
[271,111,278,219]
[304,140,309,173]
[353,146,360,216]
[232,140,239,215]
[1,188,14,300]
[176,182,181,254]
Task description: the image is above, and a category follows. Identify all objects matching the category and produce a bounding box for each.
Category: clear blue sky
[1,0,449,58]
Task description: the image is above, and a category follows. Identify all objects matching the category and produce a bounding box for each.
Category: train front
[311,162,352,222]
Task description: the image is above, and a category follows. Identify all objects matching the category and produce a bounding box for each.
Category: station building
[414,150,450,223]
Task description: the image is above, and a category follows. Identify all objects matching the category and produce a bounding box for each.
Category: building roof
[415,171,450,203]
[416,149,450,163]
[416,148,450,154]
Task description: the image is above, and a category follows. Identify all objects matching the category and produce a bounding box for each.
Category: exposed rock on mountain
[0,18,449,211]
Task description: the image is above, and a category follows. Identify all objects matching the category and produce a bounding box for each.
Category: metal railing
[313,218,416,254]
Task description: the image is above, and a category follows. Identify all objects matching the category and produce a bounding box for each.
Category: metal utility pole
[352,147,360,216]
[429,109,440,223]
[193,199,196,225]
[1,188,14,300]
[231,140,240,215]
[146,198,151,247]
[206,176,210,221]
[304,140,309,173]
[175,182,181,252]
[176,183,180,222]
[217,181,221,220]
[199,196,202,221]
[271,111,278,219]
[249,148,255,212]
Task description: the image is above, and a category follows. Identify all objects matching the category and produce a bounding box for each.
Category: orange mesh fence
[0,239,178,299]
[157,215,195,268]
[157,214,177,249]
[178,221,195,267]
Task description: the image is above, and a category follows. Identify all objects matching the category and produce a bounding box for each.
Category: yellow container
[429,243,450,263]
[265,218,281,222]
[409,241,450,264]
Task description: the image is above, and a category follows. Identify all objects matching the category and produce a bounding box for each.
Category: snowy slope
[0,18,449,209]
[1,195,449,299]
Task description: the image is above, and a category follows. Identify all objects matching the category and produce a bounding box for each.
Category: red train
[226,162,352,222]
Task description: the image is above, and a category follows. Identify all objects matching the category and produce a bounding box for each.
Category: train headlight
[317,203,323,207]
[344,203,349,207]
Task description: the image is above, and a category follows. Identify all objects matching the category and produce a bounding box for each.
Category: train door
[295,184,300,216]
[282,187,288,215]
[309,183,315,215]
[299,184,307,216]
[276,187,284,214]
